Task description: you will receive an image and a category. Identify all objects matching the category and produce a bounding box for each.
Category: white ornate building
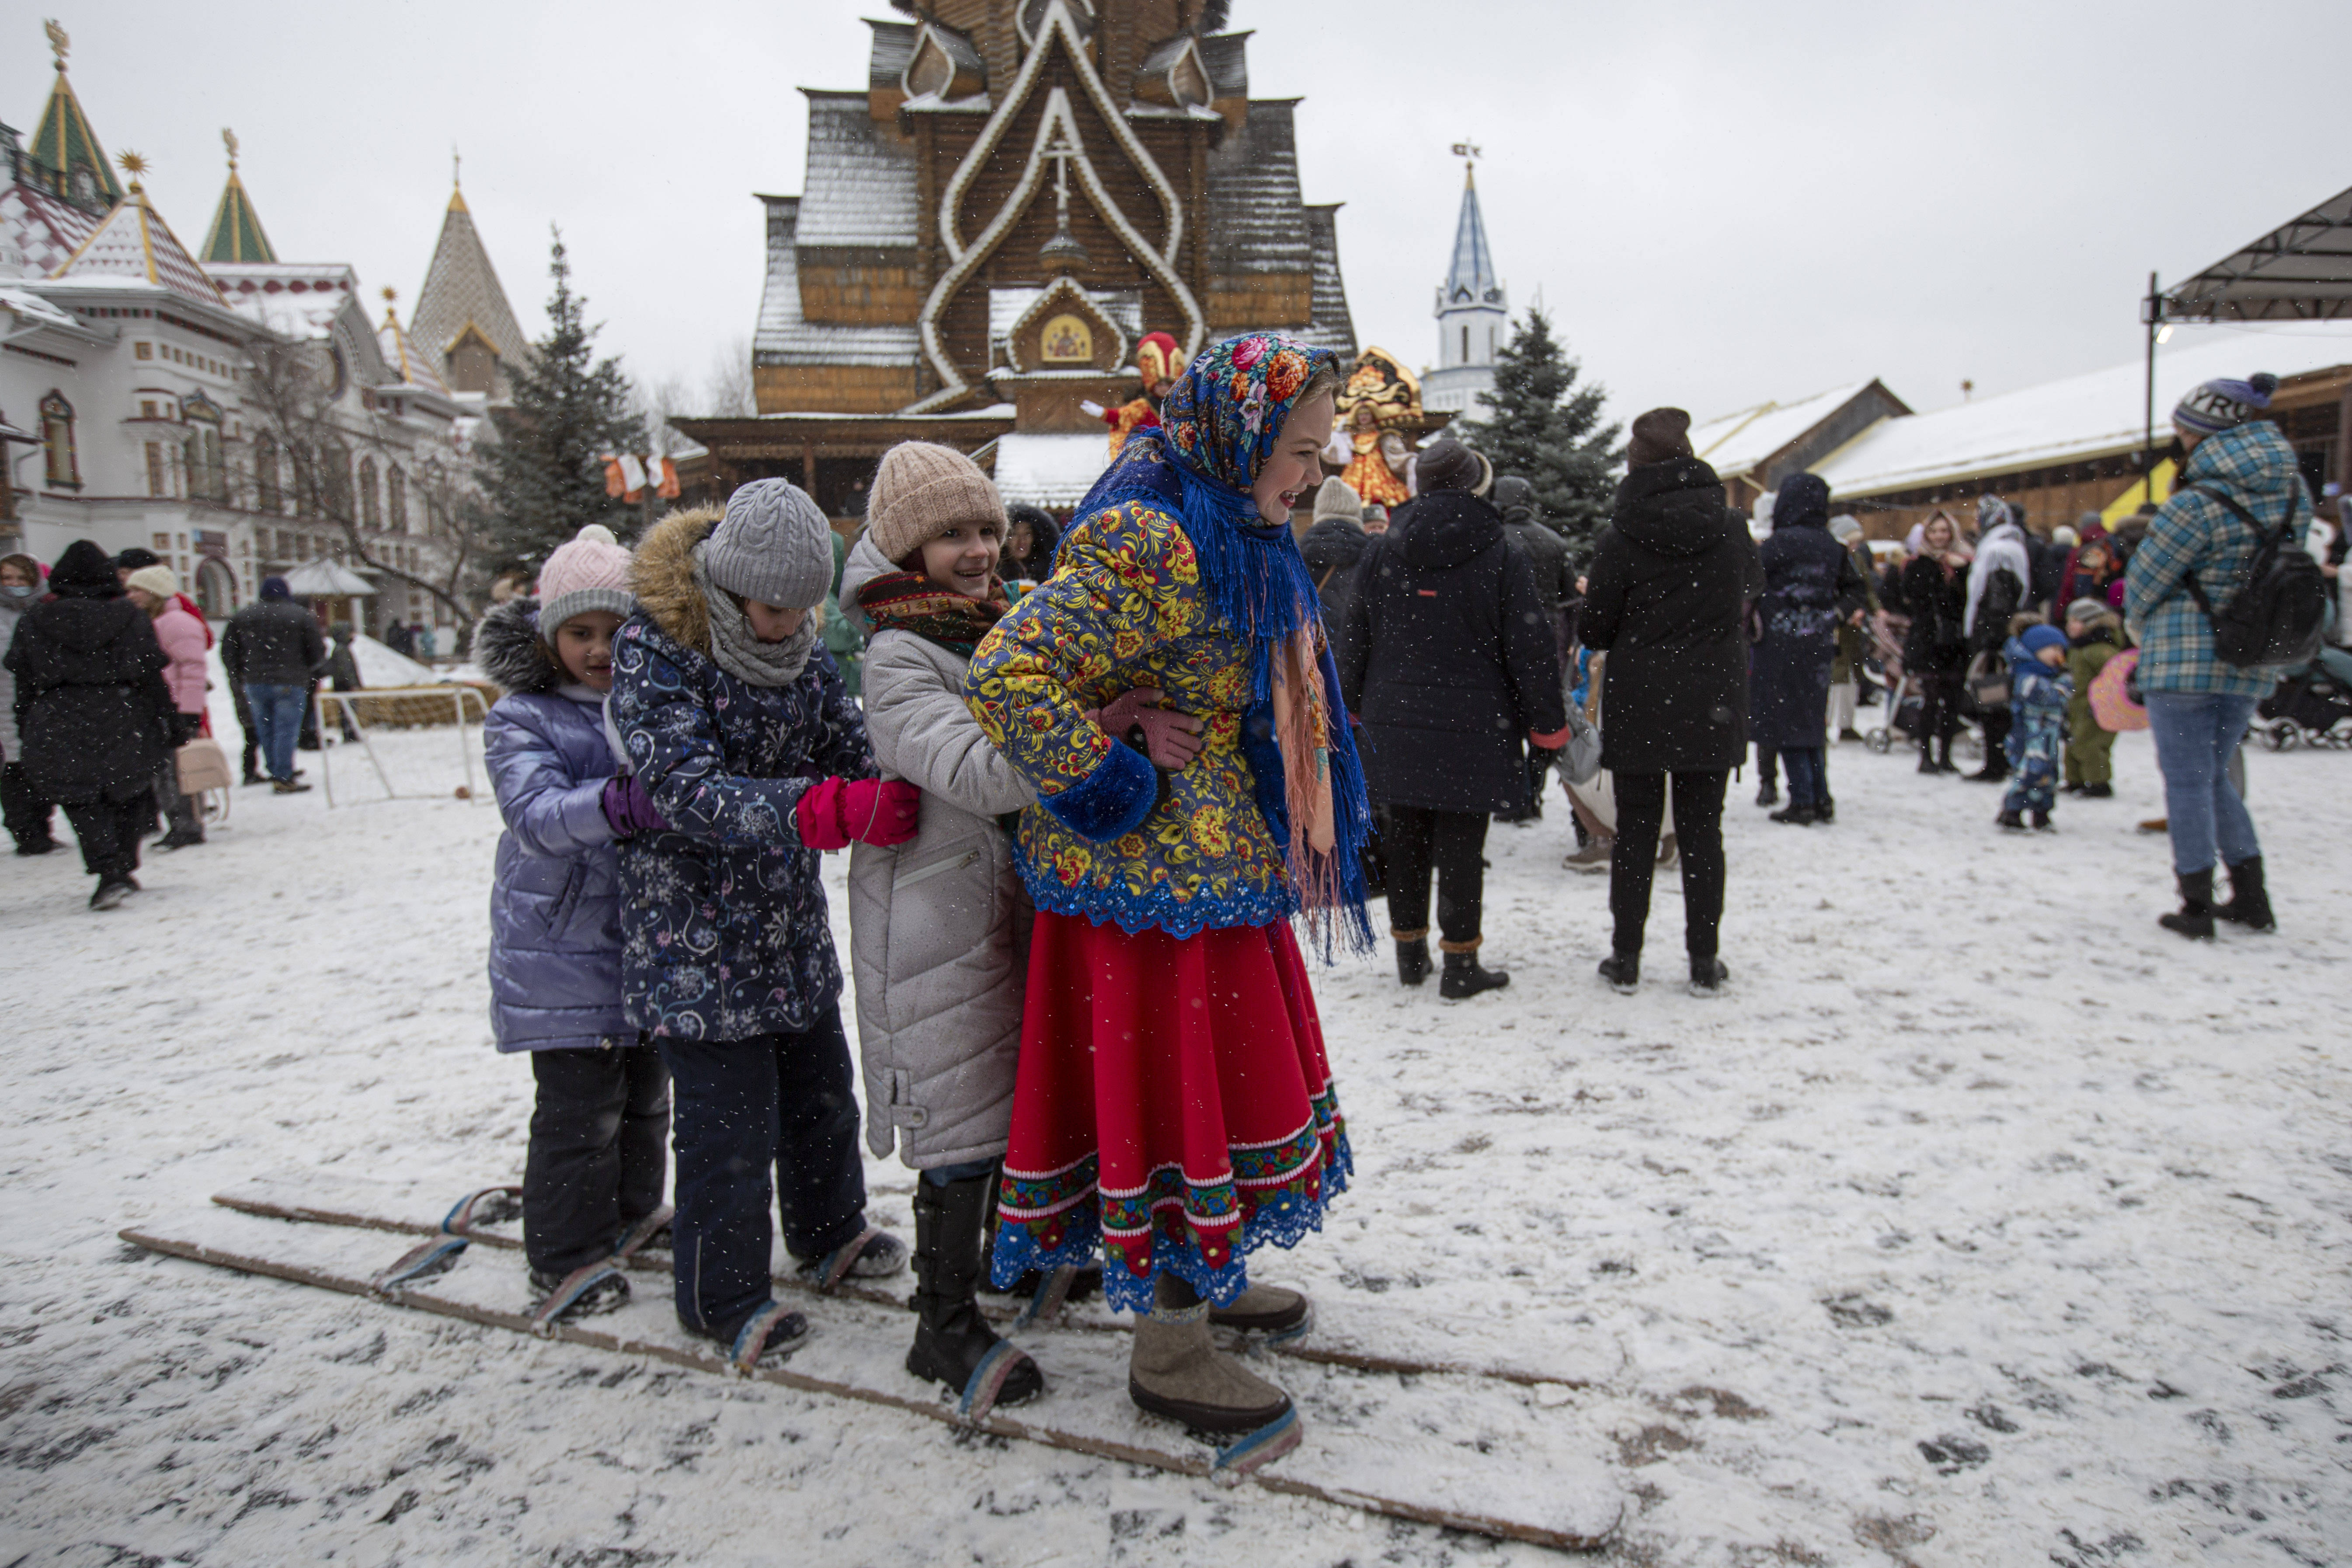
[0,26,525,640]
[1422,157,1507,416]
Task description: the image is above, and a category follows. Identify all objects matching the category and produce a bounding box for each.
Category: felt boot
[1128,1274,1291,1435]
[2159,869,2216,940]
[2215,857,2275,932]
[1209,1283,1312,1338]
[908,1173,1043,1410]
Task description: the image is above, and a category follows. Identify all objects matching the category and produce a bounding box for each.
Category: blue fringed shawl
[1073,431,1376,954]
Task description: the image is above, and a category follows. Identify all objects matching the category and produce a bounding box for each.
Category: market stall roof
[2161,183,2352,322]
[990,432,1109,510]
[282,559,376,596]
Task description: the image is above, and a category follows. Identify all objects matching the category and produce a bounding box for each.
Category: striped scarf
[854,571,1007,658]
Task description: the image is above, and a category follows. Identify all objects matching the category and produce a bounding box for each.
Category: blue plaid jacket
[2124,421,2311,699]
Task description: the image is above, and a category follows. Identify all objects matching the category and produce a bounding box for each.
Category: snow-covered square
[2,728,2343,1566]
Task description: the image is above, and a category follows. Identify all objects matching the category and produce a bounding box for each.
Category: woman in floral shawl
[965,334,1366,1456]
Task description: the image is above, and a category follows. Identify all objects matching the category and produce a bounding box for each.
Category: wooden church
[676,0,1358,519]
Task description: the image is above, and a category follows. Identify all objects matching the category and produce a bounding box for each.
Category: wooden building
[675,0,1357,520]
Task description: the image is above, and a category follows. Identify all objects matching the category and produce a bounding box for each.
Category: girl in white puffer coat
[842,442,1194,1420]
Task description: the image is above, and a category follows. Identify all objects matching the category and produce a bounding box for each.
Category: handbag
[1965,650,2011,712]
[176,737,234,794]
[1558,707,1603,785]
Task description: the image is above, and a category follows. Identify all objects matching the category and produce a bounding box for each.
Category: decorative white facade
[0,26,501,640]
[1423,161,1507,416]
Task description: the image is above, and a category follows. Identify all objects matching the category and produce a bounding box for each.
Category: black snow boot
[1768,803,1817,826]
[1439,946,1509,999]
[2081,782,2113,799]
[2215,857,2275,932]
[1994,809,2025,831]
[1688,955,1729,996]
[1395,936,1431,987]
[1815,796,1835,824]
[1597,952,1639,994]
[2030,809,2054,832]
[908,1172,1044,1411]
[1755,778,1779,807]
[2159,869,2216,941]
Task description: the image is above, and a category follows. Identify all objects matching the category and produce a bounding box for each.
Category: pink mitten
[795,776,921,851]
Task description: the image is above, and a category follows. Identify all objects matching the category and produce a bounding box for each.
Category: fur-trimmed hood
[630,504,725,656]
[476,597,561,694]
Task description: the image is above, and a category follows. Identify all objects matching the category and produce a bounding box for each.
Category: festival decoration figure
[1096,330,1182,458]
[966,331,1370,1458]
[1329,346,1423,507]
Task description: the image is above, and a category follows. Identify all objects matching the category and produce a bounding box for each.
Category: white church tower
[1423,146,1507,415]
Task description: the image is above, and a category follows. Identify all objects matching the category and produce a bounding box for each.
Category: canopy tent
[2159,183,2352,323]
[2136,183,2352,487]
[282,559,376,596]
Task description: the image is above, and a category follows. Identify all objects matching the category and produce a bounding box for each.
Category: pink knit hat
[536,524,634,640]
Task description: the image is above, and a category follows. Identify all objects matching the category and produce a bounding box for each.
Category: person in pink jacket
[125,565,209,849]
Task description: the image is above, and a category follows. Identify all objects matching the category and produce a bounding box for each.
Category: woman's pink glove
[795,776,921,851]
[1093,686,1205,770]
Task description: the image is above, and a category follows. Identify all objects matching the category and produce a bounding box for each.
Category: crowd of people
[5,331,2337,1466]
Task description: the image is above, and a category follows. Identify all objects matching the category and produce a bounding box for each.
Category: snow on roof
[755,196,921,368]
[1689,382,1872,480]
[1,180,98,279]
[49,184,228,308]
[992,432,1108,509]
[796,92,919,252]
[988,285,1143,357]
[209,262,360,338]
[0,282,87,333]
[1813,330,2352,497]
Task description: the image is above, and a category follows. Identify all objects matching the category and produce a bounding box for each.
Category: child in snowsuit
[480,524,671,1321]
[2062,598,2125,797]
[1996,623,2073,831]
[609,480,921,1369]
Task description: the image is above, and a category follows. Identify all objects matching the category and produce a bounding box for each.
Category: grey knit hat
[1311,475,1362,525]
[704,479,835,610]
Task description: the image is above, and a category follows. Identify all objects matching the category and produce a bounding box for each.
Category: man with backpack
[2126,371,2324,940]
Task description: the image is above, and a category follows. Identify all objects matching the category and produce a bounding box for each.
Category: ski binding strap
[728,1301,801,1375]
[956,1340,1033,1424]
[1211,1407,1303,1484]
[612,1204,674,1264]
[441,1186,523,1237]
[370,1235,468,1295]
[530,1262,624,1337]
[813,1226,880,1293]
[1016,1264,1079,1329]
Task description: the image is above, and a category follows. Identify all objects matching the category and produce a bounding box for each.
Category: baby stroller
[1863,618,1924,754]
[2256,643,2352,750]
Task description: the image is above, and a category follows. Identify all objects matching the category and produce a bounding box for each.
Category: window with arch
[323,440,352,517]
[254,435,281,513]
[182,395,225,501]
[386,464,408,532]
[1461,324,1469,364]
[40,392,79,487]
[358,457,381,529]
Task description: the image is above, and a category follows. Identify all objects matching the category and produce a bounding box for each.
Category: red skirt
[991,912,1351,1313]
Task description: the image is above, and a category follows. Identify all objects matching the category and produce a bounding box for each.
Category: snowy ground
[1,728,2345,1567]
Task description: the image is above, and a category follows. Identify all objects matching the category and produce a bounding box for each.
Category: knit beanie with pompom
[536,523,635,641]
[2173,372,2279,439]
[865,441,1006,566]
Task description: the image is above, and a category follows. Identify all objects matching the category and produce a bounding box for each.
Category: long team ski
[207,1170,1624,1393]
[126,1199,1621,1551]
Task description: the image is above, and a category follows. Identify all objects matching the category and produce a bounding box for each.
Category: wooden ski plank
[125,1206,1622,1551]
[210,1171,1621,1391]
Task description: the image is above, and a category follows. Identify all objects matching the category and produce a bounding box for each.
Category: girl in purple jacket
[480,525,672,1324]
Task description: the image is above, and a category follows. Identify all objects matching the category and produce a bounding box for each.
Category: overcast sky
[12,0,2348,432]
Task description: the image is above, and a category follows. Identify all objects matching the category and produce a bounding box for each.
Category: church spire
[1440,151,1499,308]
[199,128,278,265]
[1425,141,1508,416]
[30,20,122,213]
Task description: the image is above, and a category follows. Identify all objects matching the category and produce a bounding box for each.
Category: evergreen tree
[479,230,646,568]
[1452,306,1621,556]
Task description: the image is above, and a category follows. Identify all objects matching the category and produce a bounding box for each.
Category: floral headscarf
[1073,333,1372,953]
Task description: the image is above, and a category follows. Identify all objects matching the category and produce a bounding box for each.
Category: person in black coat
[1002,503,1060,585]
[1300,476,1369,646]
[1901,513,1971,773]
[1579,408,1765,995]
[1337,439,1565,999]
[1749,473,1868,826]
[220,578,327,790]
[2,539,175,908]
[1493,475,1576,824]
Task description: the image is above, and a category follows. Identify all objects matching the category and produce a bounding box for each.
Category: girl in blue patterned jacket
[608,480,921,1370]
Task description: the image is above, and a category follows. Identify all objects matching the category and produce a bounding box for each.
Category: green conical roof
[201,165,276,264]
[31,57,120,211]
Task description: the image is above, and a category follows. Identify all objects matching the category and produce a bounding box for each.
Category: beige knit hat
[865,442,1006,565]
[125,564,180,600]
